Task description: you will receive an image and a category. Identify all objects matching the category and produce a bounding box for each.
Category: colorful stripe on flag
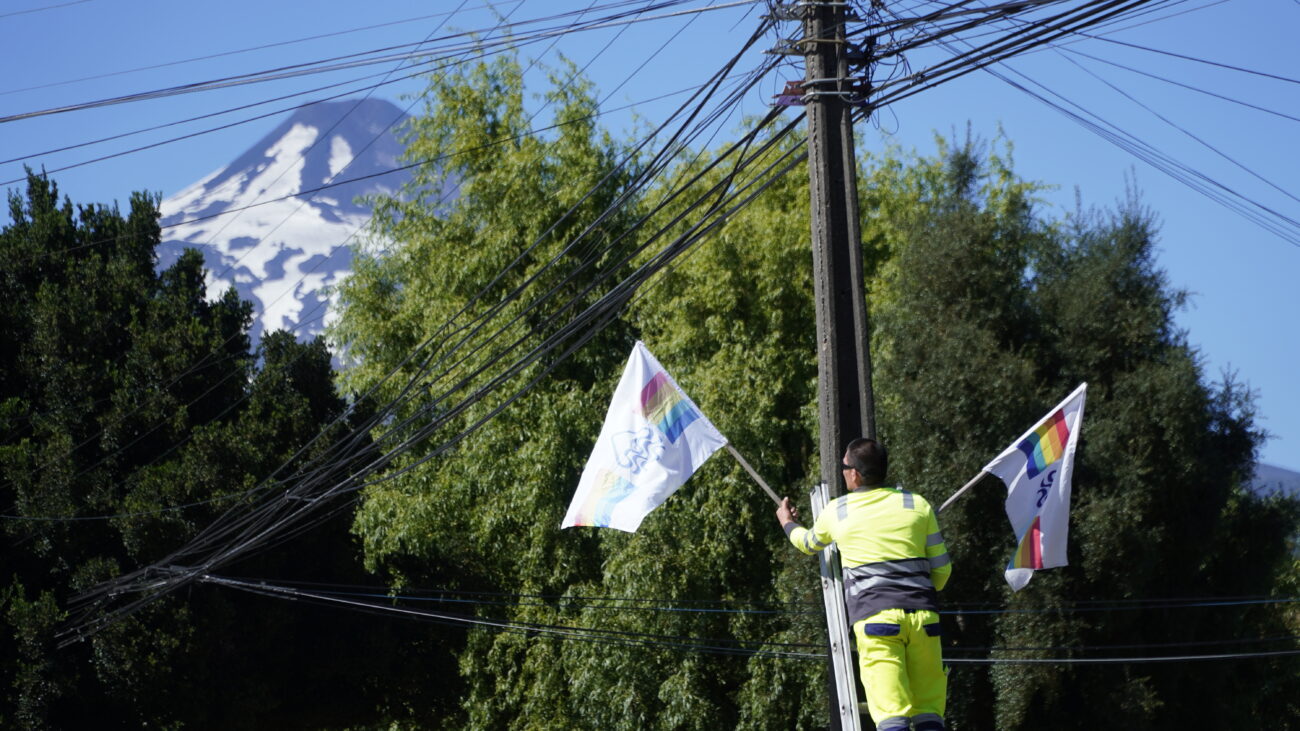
[571,470,639,527]
[640,371,699,443]
[1010,515,1044,570]
[1017,409,1070,478]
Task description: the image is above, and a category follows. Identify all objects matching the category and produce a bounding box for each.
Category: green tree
[0,173,429,729]
[334,53,645,728]
[865,138,1300,729]
[333,56,1297,728]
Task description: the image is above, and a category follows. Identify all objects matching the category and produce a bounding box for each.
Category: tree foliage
[334,57,1298,730]
[0,173,438,729]
[6,47,1292,728]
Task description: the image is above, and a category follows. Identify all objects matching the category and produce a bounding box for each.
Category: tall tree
[333,53,645,728]
[865,138,1300,729]
[0,173,428,729]
[333,56,1297,728]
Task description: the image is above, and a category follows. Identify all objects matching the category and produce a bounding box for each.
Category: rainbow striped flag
[984,383,1087,591]
[562,342,727,532]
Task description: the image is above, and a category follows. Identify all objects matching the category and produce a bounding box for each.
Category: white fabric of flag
[983,383,1087,591]
[561,341,727,532]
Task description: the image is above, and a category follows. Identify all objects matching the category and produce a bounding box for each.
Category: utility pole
[804,2,876,486]
[800,2,874,728]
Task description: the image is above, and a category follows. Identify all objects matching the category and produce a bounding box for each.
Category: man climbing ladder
[776,438,952,731]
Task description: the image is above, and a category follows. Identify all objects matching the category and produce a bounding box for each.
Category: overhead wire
[2,0,722,499]
[55,0,1285,653]
[1057,45,1300,125]
[0,3,504,98]
[53,21,790,637]
[974,0,1300,216]
[2,0,509,520]
[5,0,1164,528]
[48,1,780,574]
[69,0,642,541]
[866,0,1300,248]
[0,0,753,125]
[206,574,1300,615]
[1052,45,1300,208]
[48,0,1159,637]
[0,0,91,20]
[2,25,743,520]
[968,33,1300,246]
[197,575,1300,665]
[201,574,827,660]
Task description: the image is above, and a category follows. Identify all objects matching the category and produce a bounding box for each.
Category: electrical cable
[61,0,1180,632]
[52,0,1242,646]
[2,0,733,504]
[193,575,1300,665]
[2,62,743,520]
[58,62,798,637]
[48,17,780,600]
[0,3,506,98]
[201,574,827,660]
[1057,45,1300,126]
[874,0,1300,247]
[0,0,91,20]
[0,0,755,125]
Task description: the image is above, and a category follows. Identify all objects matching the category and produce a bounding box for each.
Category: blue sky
[2,0,1295,470]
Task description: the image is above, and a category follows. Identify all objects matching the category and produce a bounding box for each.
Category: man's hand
[776,497,800,527]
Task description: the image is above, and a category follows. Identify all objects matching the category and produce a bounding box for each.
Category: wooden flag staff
[725,444,782,506]
[937,470,990,515]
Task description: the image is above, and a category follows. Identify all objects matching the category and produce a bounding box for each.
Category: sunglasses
[840,462,858,472]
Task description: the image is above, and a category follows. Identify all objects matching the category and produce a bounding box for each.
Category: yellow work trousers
[853,608,946,731]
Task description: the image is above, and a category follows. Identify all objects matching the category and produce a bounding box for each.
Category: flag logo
[641,371,700,443]
[1009,515,1044,570]
[1017,409,1070,478]
[562,342,727,532]
[612,426,664,475]
[984,383,1087,591]
[569,470,639,527]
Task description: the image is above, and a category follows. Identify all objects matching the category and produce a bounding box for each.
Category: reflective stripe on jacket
[785,486,951,624]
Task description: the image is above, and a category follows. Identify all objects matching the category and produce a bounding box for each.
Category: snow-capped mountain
[159,98,414,347]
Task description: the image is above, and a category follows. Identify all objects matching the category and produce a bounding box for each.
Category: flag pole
[724,444,782,505]
[938,470,989,515]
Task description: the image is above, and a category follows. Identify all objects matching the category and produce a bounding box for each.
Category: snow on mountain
[159,98,415,347]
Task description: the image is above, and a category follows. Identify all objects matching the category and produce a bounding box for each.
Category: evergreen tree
[866,139,1300,729]
[332,59,1298,727]
[0,173,430,728]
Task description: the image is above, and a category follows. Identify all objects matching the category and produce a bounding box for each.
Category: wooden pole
[803,2,872,726]
[724,444,781,506]
[938,470,990,515]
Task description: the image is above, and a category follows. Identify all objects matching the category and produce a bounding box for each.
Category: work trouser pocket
[862,623,901,636]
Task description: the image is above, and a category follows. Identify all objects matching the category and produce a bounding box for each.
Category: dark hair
[844,438,888,486]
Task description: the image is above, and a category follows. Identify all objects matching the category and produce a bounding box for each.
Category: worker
[776,438,951,731]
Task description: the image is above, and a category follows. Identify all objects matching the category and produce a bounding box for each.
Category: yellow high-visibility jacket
[786,486,951,623]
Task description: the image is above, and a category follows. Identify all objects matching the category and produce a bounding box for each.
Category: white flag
[562,342,727,532]
[984,383,1087,591]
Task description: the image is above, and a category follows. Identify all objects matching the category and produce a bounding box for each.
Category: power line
[3,0,726,505]
[198,575,1300,665]
[0,0,92,20]
[878,1,1300,247]
[0,0,756,125]
[200,574,826,660]
[1,76,739,522]
[947,649,1300,664]
[0,3,504,98]
[55,19,788,634]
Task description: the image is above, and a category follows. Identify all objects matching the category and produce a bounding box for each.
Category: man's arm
[776,497,832,555]
[926,509,952,591]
